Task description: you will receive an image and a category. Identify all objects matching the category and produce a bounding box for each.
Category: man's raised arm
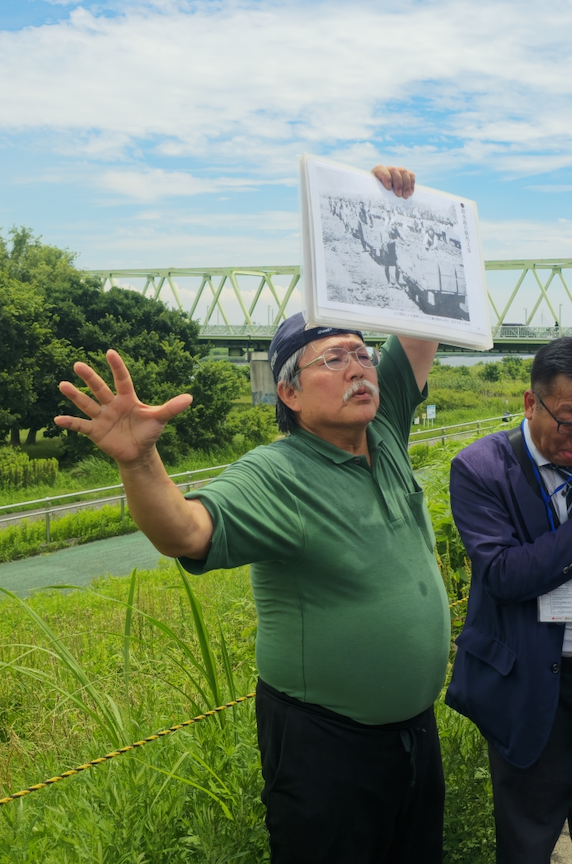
[55,350,213,560]
[397,337,439,392]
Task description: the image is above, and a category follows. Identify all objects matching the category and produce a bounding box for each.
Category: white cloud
[0,0,571,180]
[3,0,572,272]
[12,171,66,185]
[480,219,572,260]
[95,167,287,201]
[129,208,299,231]
[98,168,217,200]
[527,185,572,193]
[56,130,135,161]
[73,223,300,270]
[76,214,572,273]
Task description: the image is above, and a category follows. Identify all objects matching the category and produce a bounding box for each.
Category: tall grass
[0,562,267,862]
[438,700,495,863]
[0,705,268,863]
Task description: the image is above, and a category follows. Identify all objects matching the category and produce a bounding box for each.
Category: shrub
[0,448,58,490]
[479,363,501,382]
[225,405,277,448]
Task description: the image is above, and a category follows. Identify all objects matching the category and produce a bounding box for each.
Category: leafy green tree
[65,349,245,463]
[0,229,84,444]
[0,271,73,445]
[225,404,277,448]
[0,228,249,461]
[501,355,530,380]
[184,359,245,452]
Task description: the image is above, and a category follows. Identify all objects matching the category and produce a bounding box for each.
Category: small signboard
[426,405,436,420]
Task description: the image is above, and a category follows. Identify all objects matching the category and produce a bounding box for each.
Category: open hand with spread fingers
[54,349,193,467]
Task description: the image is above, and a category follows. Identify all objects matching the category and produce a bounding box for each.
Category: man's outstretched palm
[55,349,192,466]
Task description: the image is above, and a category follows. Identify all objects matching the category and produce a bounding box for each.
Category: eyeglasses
[532,390,572,435]
[295,346,381,377]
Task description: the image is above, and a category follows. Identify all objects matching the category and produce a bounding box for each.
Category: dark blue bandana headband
[268,313,364,384]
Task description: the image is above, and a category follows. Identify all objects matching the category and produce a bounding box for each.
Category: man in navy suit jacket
[446,337,572,863]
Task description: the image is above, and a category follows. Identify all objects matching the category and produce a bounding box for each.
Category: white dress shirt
[523,419,572,655]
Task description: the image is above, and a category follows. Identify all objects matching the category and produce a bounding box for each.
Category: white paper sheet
[538,581,572,621]
[300,154,493,351]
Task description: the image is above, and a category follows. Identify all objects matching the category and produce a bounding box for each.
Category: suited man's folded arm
[450,457,572,605]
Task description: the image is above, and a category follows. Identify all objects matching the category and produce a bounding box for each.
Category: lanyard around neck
[520,419,571,533]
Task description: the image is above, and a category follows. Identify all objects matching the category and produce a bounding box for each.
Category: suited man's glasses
[533,390,572,435]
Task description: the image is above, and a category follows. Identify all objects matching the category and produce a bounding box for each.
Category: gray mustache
[342,379,380,403]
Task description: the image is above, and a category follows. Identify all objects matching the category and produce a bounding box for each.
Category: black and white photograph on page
[302,156,492,350]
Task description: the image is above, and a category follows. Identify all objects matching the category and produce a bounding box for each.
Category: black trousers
[256,678,444,864]
[489,657,572,864]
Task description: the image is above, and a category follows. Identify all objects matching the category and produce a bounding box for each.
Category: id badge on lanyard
[520,421,572,622]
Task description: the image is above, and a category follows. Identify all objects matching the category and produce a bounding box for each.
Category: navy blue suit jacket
[445,430,572,768]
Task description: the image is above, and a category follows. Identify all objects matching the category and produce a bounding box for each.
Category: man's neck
[297,420,371,465]
[523,418,550,466]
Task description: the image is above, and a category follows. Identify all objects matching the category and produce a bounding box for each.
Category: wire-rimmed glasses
[295,346,381,377]
[533,390,572,435]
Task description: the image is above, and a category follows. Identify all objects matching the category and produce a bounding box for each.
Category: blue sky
[1,0,571,321]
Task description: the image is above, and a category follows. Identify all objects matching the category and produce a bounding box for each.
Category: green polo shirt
[180,336,450,725]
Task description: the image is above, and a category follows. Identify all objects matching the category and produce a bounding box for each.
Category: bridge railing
[203,323,571,343]
[492,324,572,339]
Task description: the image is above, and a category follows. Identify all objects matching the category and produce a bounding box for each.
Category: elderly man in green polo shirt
[55,164,450,864]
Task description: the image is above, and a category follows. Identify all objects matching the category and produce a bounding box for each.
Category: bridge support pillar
[250,352,276,405]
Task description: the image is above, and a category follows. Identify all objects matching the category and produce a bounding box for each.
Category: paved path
[0,532,165,597]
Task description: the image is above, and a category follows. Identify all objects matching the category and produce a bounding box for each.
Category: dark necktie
[549,465,572,521]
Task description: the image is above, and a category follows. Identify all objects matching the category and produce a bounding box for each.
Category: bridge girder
[86,259,572,354]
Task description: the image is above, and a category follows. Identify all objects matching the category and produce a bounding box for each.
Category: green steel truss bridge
[87,258,572,355]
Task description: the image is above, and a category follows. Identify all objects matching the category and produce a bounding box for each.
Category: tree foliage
[0,268,74,444]
[0,228,250,461]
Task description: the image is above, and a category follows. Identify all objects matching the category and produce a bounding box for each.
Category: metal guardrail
[0,464,232,541]
[408,413,523,447]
